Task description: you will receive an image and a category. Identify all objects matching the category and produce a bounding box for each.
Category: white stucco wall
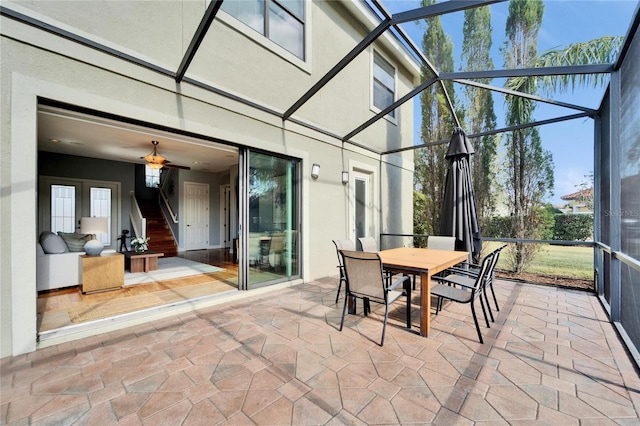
[0,0,417,357]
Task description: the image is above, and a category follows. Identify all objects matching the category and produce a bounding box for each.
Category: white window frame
[39,176,120,250]
[371,49,398,124]
[348,161,379,244]
[145,165,160,188]
[219,0,311,73]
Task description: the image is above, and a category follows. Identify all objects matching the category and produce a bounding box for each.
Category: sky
[378,0,638,205]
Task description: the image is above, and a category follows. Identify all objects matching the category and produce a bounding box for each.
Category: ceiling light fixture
[144,140,166,170]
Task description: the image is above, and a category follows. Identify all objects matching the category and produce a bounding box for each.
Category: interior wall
[38,151,135,239]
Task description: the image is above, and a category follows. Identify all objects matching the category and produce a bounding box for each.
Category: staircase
[137,199,178,257]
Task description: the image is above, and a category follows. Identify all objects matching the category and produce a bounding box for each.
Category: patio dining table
[378,247,469,337]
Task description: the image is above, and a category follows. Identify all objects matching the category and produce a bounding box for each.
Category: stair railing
[130,191,147,239]
[159,186,178,224]
[159,168,178,224]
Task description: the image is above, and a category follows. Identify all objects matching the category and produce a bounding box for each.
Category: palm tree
[506,36,624,94]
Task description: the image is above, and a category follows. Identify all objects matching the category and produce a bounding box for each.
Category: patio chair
[445,244,506,313]
[427,235,456,251]
[431,250,496,344]
[409,235,458,290]
[339,250,410,346]
[358,237,378,252]
[332,239,355,303]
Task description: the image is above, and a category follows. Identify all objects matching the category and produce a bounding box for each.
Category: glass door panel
[246,151,299,288]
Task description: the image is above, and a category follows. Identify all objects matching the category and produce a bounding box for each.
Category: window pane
[355,178,367,239]
[145,165,160,188]
[222,0,265,34]
[373,53,396,118]
[269,2,304,59]
[248,152,299,287]
[274,0,303,20]
[51,185,76,233]
[90,187,111,245]
[373,80,395,118]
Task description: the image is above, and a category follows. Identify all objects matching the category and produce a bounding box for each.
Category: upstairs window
[373,51,396,119]
[145,165,160,188]
[222,0,305,60]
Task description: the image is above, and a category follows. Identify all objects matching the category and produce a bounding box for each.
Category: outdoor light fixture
[311,163,320,179]
[341,171,349,184]
[144,140,166,170]
[80,217,108,256]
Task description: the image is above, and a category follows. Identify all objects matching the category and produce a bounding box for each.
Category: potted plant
[131,237,150,253]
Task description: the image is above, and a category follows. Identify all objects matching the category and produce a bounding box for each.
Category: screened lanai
[2,0,639,366]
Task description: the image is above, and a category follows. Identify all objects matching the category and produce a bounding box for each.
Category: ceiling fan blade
[164,163,191,170]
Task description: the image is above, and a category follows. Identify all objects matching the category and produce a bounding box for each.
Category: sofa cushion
[41,232,69,254]
[39,231,55,245]
[58,232,93,252]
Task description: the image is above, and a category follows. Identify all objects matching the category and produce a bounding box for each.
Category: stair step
[136,197,178,258]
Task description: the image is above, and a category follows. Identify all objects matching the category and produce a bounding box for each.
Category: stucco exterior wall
[0,0,417,357]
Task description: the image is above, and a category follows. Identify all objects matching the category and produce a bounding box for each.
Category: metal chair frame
[431,250,496,344]
[339,250,410,346]
[332,239,355,303]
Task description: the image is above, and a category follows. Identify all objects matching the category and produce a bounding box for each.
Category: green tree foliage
[460,6,499,225]
[502,0,554,273]
[414,0,456,237]
[553,214,594,241]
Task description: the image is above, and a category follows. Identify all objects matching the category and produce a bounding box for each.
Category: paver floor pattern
[2,276,640,425]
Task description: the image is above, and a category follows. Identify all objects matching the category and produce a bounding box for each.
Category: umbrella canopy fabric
[440,127,482,262]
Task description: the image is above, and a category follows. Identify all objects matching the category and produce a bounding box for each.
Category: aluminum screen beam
[383,111,591,155]
[176,0,224,82]
[453,79,598,114]
[370,0,460,128]
[283,19,391,120]
[343,77,438,141]
[391,0,506,25]
[440,64,613,80]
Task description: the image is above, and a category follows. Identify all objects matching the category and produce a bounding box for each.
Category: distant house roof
[561,188,594,201]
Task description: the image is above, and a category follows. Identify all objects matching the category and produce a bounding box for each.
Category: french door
[39,176,120,249]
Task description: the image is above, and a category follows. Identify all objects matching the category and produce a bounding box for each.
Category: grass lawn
[483,241,593,280]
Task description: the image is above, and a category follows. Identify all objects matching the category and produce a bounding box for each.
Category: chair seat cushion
[431,283,473,303]
[438,274,475,289]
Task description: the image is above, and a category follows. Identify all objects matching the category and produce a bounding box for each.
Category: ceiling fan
[140,140,190,170]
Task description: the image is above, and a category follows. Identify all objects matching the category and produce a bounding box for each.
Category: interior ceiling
[37,106,239,173]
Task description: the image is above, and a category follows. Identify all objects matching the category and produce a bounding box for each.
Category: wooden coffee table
[124,250,164,273]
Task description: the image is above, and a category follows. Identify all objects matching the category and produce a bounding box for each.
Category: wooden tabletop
[379,247,469,275]
[379,247,469,337]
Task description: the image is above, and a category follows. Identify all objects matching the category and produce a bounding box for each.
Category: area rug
[68,294,165,323]
[124,257,224,286]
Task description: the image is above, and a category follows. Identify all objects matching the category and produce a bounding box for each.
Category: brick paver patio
[2,277,639,424]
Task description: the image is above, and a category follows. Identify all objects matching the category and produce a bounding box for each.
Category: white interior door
[184,182,209,250]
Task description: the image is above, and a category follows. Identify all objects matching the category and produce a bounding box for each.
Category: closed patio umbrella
[440,127,482,262]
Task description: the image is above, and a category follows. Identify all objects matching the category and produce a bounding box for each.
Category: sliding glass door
[239,150,300,289]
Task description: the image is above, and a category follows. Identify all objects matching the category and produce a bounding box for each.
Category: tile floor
[2,276,640,425]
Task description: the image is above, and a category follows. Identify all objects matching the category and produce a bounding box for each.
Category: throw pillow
[40,233,69,254]
[39,231,55,245]
[36,242,45,257]
[58,232,92,252]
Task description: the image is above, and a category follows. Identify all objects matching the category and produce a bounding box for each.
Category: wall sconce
[311,163,320,179]
[341,171,349,184]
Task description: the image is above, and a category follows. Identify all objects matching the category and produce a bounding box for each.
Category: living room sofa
[36,231,116,291]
